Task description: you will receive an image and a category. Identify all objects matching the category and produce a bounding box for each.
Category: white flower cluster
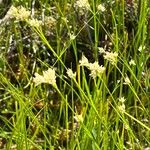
[98,47,105,54]
[3,5,43,28]
[138,45,145,52]
[7,5,30,21]
[129,59,136,66]
[124,76,131,85]
[28,18,42,28]
[79,55,105,79]
[44,16,56,29]
[97,4,106,12]
[104,51,118,65]
[98,47,118,65]
[75,0,90,10]
[79,55,89,67]
[33,68,56,86]
[67,69,76,79]
[74,0,90,15]
[88,62,106,79]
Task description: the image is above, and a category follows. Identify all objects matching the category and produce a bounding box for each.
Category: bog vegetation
[0,0,150,149]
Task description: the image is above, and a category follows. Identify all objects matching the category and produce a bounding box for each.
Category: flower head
[44,16,56,28]
[33,68,56,86]
[118,97,126,112]
[79,56,105,79]
[28,18,42,28]
[69,33,76,40]
[104,51,118,65]
[88,62,105,79]
[98,47,105,54]
[119,97,126,103]
[97,4,106,12]
[79,55,89,67]
[33,73,45,86]
[43,68,56,85]
[67,68,76,79]
[79,55,89,66]
[7,5,18,19]
[124,76,131,85]
[75,0,90,10]
[118,104,125,112]
[129,59,136,66]
[74,0,90,15]
[7,5,30,21]
[74,114,83,123]
[138,45,145,52]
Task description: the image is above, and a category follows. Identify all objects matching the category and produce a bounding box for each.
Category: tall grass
[0,0,150,149]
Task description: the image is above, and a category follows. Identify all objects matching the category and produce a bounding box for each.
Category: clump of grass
[0,0,150,149]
